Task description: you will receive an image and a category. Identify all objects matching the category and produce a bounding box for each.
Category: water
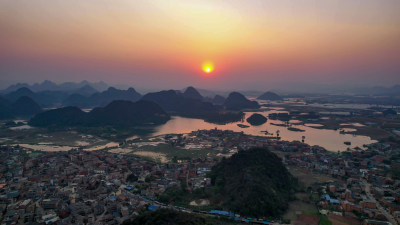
[150,111,375,152]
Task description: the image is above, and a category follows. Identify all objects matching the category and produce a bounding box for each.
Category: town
[1,128,400,225]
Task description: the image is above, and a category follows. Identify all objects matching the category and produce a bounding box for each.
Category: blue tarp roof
[325,194,330,201]
[330,199,340,204]
[148,205,159,211]
[209,210,233,216]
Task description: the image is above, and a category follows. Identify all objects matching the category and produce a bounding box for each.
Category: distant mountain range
[29,100,169,127]
[1,83,264,125]
[2,86,142,108]
[63,87,142,108]
[2,80,108,93]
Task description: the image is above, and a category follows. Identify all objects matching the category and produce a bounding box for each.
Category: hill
[89,100,169,126]
[63,87,142,107]
[246,113,267,126]
[89,87,142,106]
[0,96,14,119]
[12,96,42,117]
[5,87,36,102]
[224,92,259,110]
[62,94,90,107]
[257,91,283,101]
[29,100,169,127]
[142,90,218,116]
[2,80,108,93]
[73,84,98,96]
[182,86,203,100]
[212,95,226,105]
[29,106,88,127]
[208,148,297,217]
[0,96,42,119]
[5,87,68,107]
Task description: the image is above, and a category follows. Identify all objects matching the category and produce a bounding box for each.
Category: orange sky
[1,0,400,91]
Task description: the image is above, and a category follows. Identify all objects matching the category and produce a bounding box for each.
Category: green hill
[208,147,298,217]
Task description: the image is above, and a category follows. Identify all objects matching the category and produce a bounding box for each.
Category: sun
[202,61,214,74]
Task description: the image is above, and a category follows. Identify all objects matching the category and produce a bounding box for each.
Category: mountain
[2,80,109,93]
[89,100,169,126]
[212,95,226,105]
[5,87,36,102]
[29,106,88,127]
[224,92,259,110]
[246,113,267,126]
[63,87,142,108]
[29,100,169,127]
[257,91,283,101]
[73,85,98,96]
[31,80,58,91]
[182,86,203,100]
[89,87,142,106]
[0,96,14,119]
[12,96,42,117]
[142,90,218,115]
[5,87,69,107]
[2,83,30,93]
[62,94,90,108]
[208,147,298,217]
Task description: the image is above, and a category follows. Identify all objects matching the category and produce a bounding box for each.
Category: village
[0,128,399,225]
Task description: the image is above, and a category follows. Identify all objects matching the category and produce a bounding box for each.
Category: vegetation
[182,86,204,100]
[122,208,238,225]
[257,91,283,101]
[223,92,259,110]
[159,148,298,218]
[0,96,42,119]
[208,148,298,217]
[64,87,142,107]
[142,90,219,116]
[203,111,244,124]
[246,113,267,125]
[29,100,170,128]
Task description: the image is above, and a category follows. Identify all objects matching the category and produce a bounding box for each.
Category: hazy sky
[1,0,399,91]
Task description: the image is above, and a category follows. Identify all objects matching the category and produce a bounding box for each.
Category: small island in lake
[237,124,250,128]
[246,113,268,126]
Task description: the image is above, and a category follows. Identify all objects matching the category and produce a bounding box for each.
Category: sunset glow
[202,62,214,74]
[0,0,399,90]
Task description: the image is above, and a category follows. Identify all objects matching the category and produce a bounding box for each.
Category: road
[362,179,398,225]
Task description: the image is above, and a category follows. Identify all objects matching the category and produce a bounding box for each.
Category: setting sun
[202,62,214,74]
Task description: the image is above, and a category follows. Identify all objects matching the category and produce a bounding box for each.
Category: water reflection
[150,111,375,152]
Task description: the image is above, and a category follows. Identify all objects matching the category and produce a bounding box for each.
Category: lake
[149,111,375,152]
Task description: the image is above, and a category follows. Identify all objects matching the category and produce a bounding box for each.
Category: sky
[1,0,400,91]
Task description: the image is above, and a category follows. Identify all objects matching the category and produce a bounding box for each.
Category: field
[130,143,220,161]
[287,166,341,187]
[283,200,318,222]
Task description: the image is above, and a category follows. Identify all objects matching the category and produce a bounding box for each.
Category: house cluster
[278,136,400,225]
[0,145,216,225]
[1,128,399,224]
